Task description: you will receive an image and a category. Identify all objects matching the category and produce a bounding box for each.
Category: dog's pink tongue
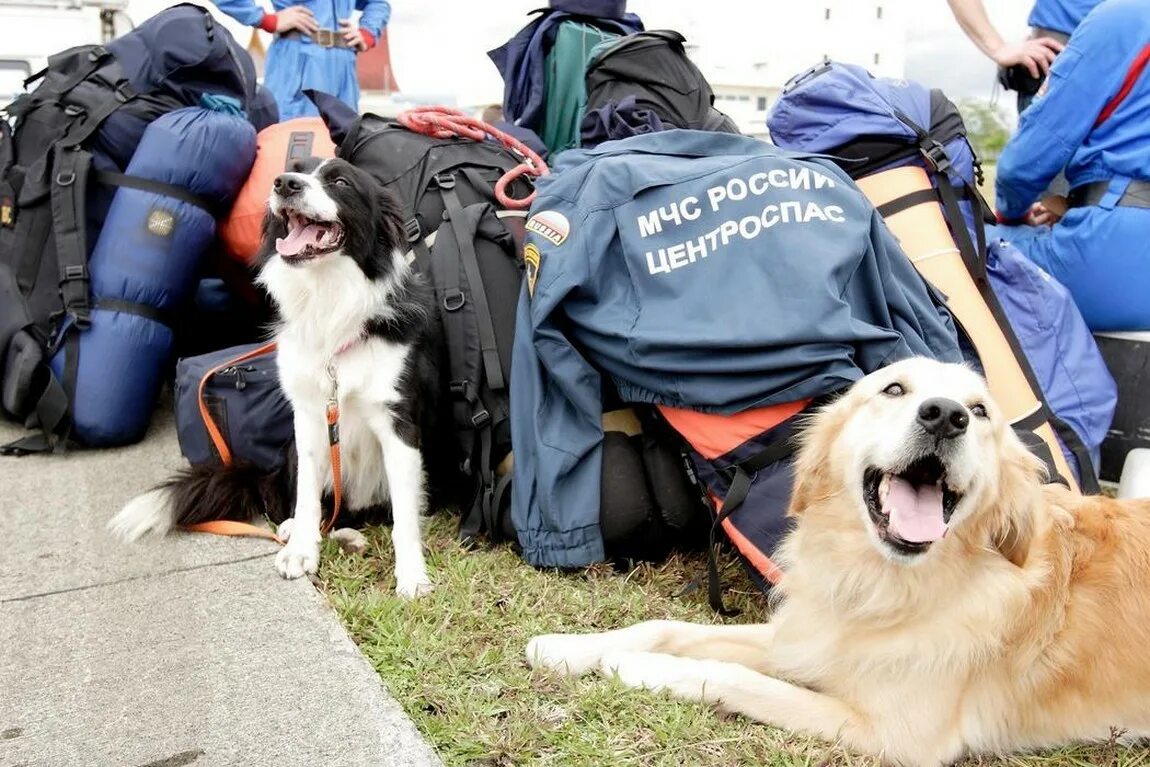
[276,222,323,256]
[885,476,947,543]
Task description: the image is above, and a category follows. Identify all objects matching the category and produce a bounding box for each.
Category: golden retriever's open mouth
[864,455,962,556]
[275,209,345,262]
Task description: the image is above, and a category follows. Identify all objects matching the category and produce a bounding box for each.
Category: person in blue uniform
[989,0,1150,332]
[946,0,1104,113]
[213,0,391,120]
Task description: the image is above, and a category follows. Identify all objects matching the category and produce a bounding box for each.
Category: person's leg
[991,212,1150,331]
[298,46,354,110]
[263,37,315,120]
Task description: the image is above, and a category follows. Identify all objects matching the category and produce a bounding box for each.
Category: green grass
[318,514,1149,767]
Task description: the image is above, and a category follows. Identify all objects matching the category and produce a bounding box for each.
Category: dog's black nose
[917,397,969,439]
[273,174,304,195]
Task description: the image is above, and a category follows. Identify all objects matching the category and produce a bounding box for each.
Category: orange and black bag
[219,117,337,267]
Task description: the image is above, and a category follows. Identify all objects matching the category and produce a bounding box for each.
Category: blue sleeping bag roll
[52,107,257,446]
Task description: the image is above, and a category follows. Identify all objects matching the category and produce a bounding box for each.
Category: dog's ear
[787,404,843,517]
[990,432,1044,567]
[373,186,408,252]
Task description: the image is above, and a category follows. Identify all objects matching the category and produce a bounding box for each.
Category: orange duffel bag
[219,116,336,265]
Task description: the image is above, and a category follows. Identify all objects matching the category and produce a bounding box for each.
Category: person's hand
[1025,199,1064,227]
[276,6,319,35]
[339,19,367,51]
[992,37,1064,78]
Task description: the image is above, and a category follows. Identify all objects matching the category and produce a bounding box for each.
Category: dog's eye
[882,382,905,397]
[331,177,349,187]
[970,403,988,419]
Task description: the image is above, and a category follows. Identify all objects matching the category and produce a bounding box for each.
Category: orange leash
[181,346,345,545]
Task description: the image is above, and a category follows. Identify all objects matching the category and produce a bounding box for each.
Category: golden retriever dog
[526,357,1150,766]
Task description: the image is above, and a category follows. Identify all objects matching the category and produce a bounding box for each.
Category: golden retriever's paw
[599,651,733,703]
[395,572,433,600]
[329,527,369,555]
[276,538,320,579]
[526,633,607,676]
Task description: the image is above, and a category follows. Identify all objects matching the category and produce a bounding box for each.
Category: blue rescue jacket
[993,0,1150,330]
[1028,0,1103,34]
[213,0,390,119]
[510,131,963,568]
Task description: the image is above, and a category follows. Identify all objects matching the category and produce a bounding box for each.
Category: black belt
[278,28,353,48]
[1066,179,1150,209]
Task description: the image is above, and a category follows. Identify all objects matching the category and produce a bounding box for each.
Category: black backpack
[0,4,262,453]
[336,113,538,544]
[583,30,741,137]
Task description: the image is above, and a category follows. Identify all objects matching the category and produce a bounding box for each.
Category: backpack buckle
[114,82,132,103]
[0,196,14,228]
[404,218,421,243]
[450,379,472,399]
[434,172,456,190]
[471,409,491,428]
[63,104,85,118]
[61,264,87,282]
[443,289,465,312]
[921,141,951,174]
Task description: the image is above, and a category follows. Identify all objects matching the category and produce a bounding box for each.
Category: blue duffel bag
[174,342,293,472]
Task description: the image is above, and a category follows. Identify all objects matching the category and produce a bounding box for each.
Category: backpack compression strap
[3,146,97,455]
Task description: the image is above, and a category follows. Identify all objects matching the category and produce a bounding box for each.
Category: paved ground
[0,394,442,767]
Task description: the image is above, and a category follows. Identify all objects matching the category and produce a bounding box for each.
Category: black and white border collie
[109,158,448,599]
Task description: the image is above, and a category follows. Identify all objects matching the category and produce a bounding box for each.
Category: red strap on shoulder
[1095,42,1150,127]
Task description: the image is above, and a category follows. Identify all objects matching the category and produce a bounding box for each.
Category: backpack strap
[436,173,505,392]
[0,375,71,455]
[51,147,93,333]
[50,46,115,100]
[56,77,136,151]
[9,144,100,454]
[705,434,800,616]
[437,172,512,546]
[94,170,218,214]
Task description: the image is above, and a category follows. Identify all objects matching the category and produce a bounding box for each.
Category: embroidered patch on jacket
[525,210,570,246]
[524,242,541,297]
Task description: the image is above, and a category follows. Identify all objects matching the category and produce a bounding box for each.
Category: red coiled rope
[396,106,548,209]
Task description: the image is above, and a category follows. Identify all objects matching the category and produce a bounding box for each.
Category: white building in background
[663,0,909,139]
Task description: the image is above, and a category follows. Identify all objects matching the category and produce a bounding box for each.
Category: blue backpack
[768,60,1114,491]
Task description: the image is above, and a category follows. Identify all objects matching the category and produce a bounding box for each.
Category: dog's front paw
[600,651,732,703]
[395,571,433,600]
[526,633,608,676]
[276,518,294,543]
[276,539,319,580]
